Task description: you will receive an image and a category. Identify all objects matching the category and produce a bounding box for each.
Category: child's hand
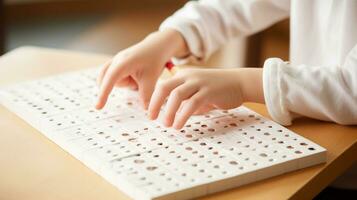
[96,29,188,110]
[148,68,248,129]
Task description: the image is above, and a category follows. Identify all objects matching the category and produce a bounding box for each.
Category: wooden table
[0,46,356,200]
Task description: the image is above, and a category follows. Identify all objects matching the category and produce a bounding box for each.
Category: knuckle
[116,48,133,59]
[186,68,197,74]
[172,89,183,100]
[111,60,127,71]
[189,98,200,107]
[157,82,169,94]
[176,69,201,81]
[176,69,190,77]
[106,65,116,74]
[112,54,133,68]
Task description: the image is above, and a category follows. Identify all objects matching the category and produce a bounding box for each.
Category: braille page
[0,68,326,200]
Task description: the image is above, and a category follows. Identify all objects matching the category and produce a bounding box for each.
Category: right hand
[95,29,188,110]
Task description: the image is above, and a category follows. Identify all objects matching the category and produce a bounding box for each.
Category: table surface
[0,46,356,200]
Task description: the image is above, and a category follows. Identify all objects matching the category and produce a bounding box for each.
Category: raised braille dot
[146,166,157,171]
[229,161,238,165]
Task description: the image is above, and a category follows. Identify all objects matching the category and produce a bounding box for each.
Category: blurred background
[0,0,289,68]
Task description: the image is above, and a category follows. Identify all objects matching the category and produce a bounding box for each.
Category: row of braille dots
[153,115,261,142]
[20,81,77,115]
[48,115,79,128]
[44,74,99,100]
[205,133,279,161]
[41,96,77,114]
[200,126,288,165]
[112,159,183,192]
[205,129,309,164]
[53,74,95,89]
[168,118,259,141]
[58,120,131,140]
[133,156,248,185]
[178,122,217,139]
[261,134,310,154]
[217,111,264,120]
[224,123,297,151]
[98,134,170,156]
[204,113,264,130]
[114,153,242,187]
[146,141,230,169]
[76,71,98,83]
[95,143,136,160]
[8,91,55,116]
[175,159,246,182]
[189,139,267,167]
[255,126,317,154]
[9,91,29,104]
[35,81,68,97]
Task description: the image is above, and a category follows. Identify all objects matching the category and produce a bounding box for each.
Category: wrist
[149,29,189,59]
[164,29,189,58]
[237,68,265,104]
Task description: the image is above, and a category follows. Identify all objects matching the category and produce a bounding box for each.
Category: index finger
[95,63,128,109]
[97,59,112,86]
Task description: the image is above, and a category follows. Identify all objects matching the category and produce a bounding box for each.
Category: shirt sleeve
[263,44,357,125]
[159,0,290,63]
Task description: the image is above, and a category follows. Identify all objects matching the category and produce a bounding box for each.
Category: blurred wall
[3,0,289,68]
[4,0,248,68]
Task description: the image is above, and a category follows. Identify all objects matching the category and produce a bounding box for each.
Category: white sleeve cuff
[263,58,292,126]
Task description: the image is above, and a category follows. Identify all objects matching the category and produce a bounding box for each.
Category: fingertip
[161,118,170,128]
[163,114,174,127]
[150,112,160,121]
[173,107,194,130]
[148,101,158,121]
[96,91,109,110]
[148,112,156,120]
[95,100,103,110]
[172,117,183,130]
[148,99,161,121]
[173,122,183,130]
[164,117,172,127]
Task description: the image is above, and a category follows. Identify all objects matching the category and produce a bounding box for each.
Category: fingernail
[95,103,100,110]
[173,124,181,130]
[163,121,169,128]
[165,117,174,127]
[172,121,179,130]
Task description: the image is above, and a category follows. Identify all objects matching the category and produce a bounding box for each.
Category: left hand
[148,68,244,129]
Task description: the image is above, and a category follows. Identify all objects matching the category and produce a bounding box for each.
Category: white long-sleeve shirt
[159,0,357,189]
